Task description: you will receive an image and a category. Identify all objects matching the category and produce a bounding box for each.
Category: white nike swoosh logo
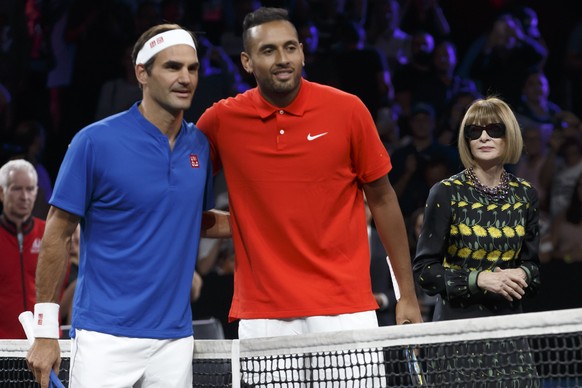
[307,132,329,141]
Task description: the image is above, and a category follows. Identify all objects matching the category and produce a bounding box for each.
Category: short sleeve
[349,97,392,183]
[196,105,223,174]
[50,131,95,217]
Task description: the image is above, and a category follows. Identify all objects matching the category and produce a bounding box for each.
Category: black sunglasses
[464,123,506,140]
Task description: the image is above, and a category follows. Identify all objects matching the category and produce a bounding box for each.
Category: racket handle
[386,255,401,301]
[18,312,66,388]
[49,370,65,388]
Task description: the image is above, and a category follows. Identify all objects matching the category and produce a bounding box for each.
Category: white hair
[0,159,38,190]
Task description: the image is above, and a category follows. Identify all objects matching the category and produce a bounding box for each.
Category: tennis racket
[386,256,425,386]
[18,311,66,388]
[386,255,401,302]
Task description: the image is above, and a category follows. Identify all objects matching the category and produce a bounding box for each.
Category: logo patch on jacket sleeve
[190,154,200,168]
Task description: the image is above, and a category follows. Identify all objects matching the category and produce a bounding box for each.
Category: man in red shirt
[197,7,422,338]
[0,159,45,338]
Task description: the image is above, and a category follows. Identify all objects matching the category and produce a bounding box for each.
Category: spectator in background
[550,174,582,263]
[515,125,553,261]
[516,125,549,207]
[185,35,249,123]
[556,110,582,139]
[133,0,162,36]
[424,154,452,190]
[376,105,402,154]
[0,1,25,110]
[564,20,582,118]
[60,1,134,138]
[416,39,477,120]
[465,13,547,108]
[436,89,481,147]
[219,0,262,80]
[393,30,435,118]
[399,0,450,40]
[46,3,76,134]
[310,0,347,52]
[13,0,52,133]
[367,0,412,74]
[94,44,141,120]
[389,102,460,217]
[342,0,369,27]
[160,0,185,26]
[0,81,13,135]
[297,20,319,58]
[512,6,547,63]
[515,69,562,142]
[12,120,52,219]
[539,129,582,218]
[298,19,335,85]
[330,20,392,120]
[0,159,45,339]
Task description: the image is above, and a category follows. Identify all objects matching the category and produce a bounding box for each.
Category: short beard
[268,73,300,94]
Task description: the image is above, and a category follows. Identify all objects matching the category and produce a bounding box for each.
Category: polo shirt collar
[252,78,308,119]
[131,102,185,142]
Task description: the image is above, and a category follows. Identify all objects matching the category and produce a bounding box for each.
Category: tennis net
[1,308,581,387]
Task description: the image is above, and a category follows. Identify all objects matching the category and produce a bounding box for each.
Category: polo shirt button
[279,129,285,134]
[279,110,284,115]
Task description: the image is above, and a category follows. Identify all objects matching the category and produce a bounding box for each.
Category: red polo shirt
[197,79,392,320]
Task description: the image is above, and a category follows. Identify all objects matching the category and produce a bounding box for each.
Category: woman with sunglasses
[413,96,541,385]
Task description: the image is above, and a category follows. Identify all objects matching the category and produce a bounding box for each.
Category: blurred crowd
[1,0,582,335]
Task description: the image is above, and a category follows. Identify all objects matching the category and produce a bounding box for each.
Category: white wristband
[33,303,60,339]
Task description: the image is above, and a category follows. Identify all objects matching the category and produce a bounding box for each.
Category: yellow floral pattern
[413,170,541,319]
[430,171,538,272]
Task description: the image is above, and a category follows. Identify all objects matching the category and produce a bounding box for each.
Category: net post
[231,339,241,388]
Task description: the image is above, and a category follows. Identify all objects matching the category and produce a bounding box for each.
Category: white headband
[136,29,196,65]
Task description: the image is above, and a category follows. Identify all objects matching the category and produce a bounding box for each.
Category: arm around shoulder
[201,209,231,238]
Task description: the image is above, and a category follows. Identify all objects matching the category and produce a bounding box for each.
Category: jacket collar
[0,213,35,235]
